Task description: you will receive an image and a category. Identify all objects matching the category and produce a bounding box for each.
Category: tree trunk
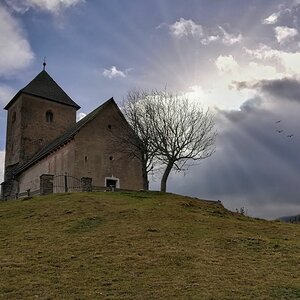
[141,161,149,190]
[142,172,149,190]
[160,162,173,192]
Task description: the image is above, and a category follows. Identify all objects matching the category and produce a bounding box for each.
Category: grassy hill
[0,192,299,299]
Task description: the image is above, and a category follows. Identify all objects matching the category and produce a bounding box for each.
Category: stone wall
[73,101,143,190]
[20,94,77,163]
[5,96,22,169]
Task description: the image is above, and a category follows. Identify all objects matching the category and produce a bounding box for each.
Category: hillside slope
[278,214,300,224]
[0,192,299,299]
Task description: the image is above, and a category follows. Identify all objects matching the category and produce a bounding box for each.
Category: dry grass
[0,191,299,299]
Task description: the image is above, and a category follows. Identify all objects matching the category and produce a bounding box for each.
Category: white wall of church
[18,141,75,194]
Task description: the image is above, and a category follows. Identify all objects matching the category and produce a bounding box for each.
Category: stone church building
[1,68,143,199]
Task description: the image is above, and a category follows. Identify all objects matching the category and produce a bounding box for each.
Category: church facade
[1,69,143,199]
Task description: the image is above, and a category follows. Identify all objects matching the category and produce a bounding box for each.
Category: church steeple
[4,69,80,110]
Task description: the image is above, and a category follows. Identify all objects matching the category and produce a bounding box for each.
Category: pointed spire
[43,57,46,71]
[4,67,81,110]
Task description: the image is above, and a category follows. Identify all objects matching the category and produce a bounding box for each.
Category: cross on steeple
[43,57,46,70]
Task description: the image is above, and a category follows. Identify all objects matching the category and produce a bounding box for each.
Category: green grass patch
[67,216,103,233]
[271,287,300,299]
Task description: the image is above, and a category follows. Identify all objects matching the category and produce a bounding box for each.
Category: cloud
[274,26,298,44]
[215,55,239,73]
[167,19,242,46]
[77,112,86,121]
[233,78,300,104]
[244,44,300,76]
[200,34,220,45]
[263,12,280,24]
[103,66,126,79]
[0,85,15,106]
[277,52,300,74]
[247,62,282,80]
[259,78,300,102]
[218,26,243,45]
[169,18,203,38]
[0,5,34,77]
[244,44,276,60]
[262,1,300,27]
[5,0,84,14]
[215,55,280,81]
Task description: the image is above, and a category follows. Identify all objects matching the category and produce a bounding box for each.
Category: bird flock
[275,120,294,138]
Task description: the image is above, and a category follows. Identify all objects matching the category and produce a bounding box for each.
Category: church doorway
[105,177,120,189]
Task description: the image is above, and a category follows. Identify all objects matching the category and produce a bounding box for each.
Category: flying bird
[275,120,282,123]
[276,130,283,133]
[287,134,294,138]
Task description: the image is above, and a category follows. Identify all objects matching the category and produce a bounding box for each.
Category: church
[1,66,143,199]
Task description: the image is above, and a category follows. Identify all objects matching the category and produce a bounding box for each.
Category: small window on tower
[46,111,53,123]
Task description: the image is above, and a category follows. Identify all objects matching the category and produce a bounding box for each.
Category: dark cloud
[232,80,252,91]
[152,96,300,220]
[233,78,300,103]
[259,78,300,103]
[239,97,262,112]
[217,96,264,122]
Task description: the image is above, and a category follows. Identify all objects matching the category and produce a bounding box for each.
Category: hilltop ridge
[0,191,299,299]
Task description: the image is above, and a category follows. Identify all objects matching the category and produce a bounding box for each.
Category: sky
[1,0,300,219]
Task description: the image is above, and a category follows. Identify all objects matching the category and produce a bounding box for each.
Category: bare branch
[113,89,217,192]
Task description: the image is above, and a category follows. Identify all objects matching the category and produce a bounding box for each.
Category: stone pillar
[1,179,19,200]
[81,177,92,192]
[40,174,54,195]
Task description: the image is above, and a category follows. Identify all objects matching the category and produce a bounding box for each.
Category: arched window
[46,111,53,123]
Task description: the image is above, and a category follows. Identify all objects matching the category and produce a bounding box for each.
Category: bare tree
[147,91,217,192]
[119,89,216,192]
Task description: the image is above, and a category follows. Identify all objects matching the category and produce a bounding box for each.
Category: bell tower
[3,65,80,182]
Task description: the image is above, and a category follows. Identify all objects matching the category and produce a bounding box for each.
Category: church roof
[14,98,119,176]
[4,70,80,110]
